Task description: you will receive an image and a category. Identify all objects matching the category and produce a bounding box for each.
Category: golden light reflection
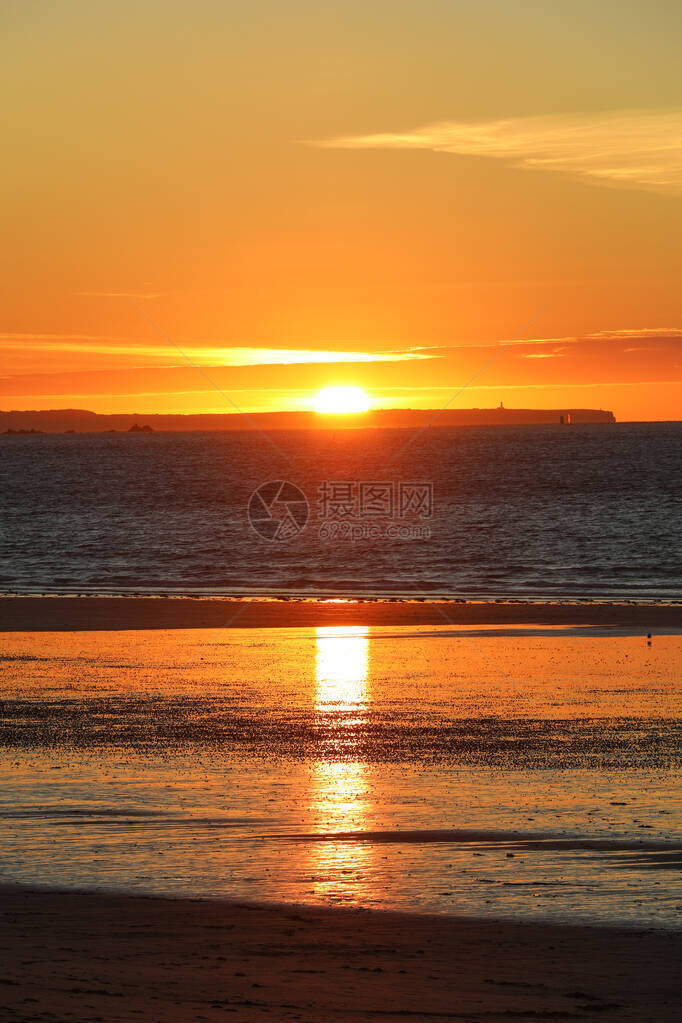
[315,625,369,715]
[305,627,376,905]
[309,760,371,835]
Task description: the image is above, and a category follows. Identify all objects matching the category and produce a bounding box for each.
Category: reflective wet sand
[1,625,680,927]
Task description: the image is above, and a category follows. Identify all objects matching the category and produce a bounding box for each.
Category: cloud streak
[0,335,435,367]
[317,112,682,195]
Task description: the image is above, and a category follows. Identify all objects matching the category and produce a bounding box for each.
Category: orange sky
[1,1,681,421]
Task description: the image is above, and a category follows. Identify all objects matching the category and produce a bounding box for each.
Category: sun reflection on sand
[315,625,369,717]
[304,627,377,905]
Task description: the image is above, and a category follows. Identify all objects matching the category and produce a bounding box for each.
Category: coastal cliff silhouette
[0,406,616,433]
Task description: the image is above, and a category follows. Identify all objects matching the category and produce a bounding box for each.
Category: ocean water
[1,422,680,600]
[1,626,680,928]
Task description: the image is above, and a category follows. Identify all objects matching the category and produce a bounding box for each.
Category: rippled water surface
[1,626,680,928]
[1,423,680,599]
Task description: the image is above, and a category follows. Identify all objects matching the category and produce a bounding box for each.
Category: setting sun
[313,386,371,415]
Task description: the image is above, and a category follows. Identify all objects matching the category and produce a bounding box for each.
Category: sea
[0,422,680,600]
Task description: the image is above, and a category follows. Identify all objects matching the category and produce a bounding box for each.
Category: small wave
[264,828,682,854]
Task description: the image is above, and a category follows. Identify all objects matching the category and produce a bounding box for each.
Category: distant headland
[0,406,616,433]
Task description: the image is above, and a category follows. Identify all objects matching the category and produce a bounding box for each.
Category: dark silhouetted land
[0,405,616,433]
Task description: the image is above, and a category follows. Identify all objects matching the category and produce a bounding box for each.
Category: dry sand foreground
[1,594,680,631]
[0,887,680,1022]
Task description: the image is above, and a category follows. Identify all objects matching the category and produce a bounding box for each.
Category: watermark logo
[316,480,432,541]
[247,480,309,542]
[248,480,432,542]
[317,481,433,521]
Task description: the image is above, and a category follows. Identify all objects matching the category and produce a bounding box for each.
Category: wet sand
[1,594,680,631]
[0,886,680,1022]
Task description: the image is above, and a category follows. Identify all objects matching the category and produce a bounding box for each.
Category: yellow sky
[1,1,681,420]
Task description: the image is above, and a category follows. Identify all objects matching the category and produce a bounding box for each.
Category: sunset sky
[2,1,681,420]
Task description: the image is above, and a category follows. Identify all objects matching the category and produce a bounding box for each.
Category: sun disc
[313,386,371,414]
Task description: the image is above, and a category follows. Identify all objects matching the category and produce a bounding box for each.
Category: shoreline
[1,885,680,1022]
[1,593,681,631]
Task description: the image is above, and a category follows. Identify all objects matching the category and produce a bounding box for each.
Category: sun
[313,386,371,415]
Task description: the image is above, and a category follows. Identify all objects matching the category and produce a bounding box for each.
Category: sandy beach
[2,601,678,1018]
[1,594,680,631]
[1,885,680,1022]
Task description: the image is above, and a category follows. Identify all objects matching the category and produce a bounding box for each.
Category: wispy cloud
[585,327,682,339]
[402,328,682,355]
[0,334,435,367]
[74,290,162,300]
[199,347,434,366]
[0,332,132,344]
[512,328,682,349]
[317,112,682,195]
[3,329,679,362]
[522,352,563,359]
